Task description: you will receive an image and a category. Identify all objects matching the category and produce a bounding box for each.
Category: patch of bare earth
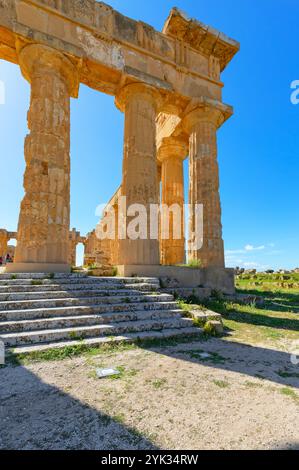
[0,334,299,450]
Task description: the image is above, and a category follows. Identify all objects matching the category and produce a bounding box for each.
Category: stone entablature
[163,8,239,73]
[0,1,239,107]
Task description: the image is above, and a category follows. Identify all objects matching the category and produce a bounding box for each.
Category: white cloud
[225,243,275,271]
[244,244,265,252]
[225,249,246,255]
[226,243,268,256]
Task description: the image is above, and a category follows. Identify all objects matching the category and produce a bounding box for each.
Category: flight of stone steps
[0,273,201,355]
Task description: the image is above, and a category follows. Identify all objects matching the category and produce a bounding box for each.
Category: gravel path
[0,336,298,450]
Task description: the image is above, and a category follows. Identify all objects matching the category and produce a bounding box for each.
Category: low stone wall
[162,287,212,300]
[117,265,235,294]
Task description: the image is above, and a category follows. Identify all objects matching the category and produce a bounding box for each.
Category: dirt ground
[1,333,298,450]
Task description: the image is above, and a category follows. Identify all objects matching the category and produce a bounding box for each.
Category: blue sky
[0,0,298,270]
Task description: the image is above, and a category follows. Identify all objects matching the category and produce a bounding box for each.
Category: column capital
[182,97,233,134]
[115,82,164,113]
[158,136,188,163]
[18,43,79,98]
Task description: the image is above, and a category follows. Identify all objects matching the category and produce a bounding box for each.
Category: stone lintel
[0,229,17,240]
[163,7,240,71]
[123,66,173,94]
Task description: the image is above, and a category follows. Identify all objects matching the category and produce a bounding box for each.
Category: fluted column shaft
[0,230,8,259]
[116,83,161,265]
[159,137,187,265]
[14,44,78,269]
[183,105,225,268]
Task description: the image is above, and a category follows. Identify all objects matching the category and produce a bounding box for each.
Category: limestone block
[204,320,224,335]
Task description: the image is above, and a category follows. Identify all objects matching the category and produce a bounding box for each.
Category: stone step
[191,309,223,324]
[0,301,178,321]
[0,274,199,356]
[0,293,173,311]
[0,273,88,280]
[0,288,160,301]
[0,282,158,293]
[0,309,184,333]
[0,275,160,285]
[9,326,202,355]
[0,317,194,346]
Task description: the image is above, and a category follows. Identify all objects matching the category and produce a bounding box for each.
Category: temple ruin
[0,0,239,292]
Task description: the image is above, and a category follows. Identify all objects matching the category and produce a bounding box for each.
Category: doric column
[68,242,77,267]
[158,137,187,265]
[182,101,229,268]
[110,202,119,266]
[0,230,8,259]
[115,83,162,265]
[12,44,79,272]
[68,229,79,267]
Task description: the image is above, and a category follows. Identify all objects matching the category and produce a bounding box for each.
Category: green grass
[31,280,43,286]
[152,378,167,389]
[178,276,299,346]
[279,387,298,400]
[176,259,202,269]
[213,379,230,388]
[6,333,204,366]
[244,380,262,388]
[236,272,299,284]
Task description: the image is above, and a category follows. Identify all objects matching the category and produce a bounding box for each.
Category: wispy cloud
[244,244,265,252]
[225,249,246,255]
[226,243,268,256]
[225,242,276,271]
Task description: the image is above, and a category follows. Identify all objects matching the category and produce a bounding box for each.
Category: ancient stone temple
[0,0,239,292]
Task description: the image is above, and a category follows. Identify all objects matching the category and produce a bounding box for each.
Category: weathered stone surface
[68,228,86,267]
[182,99,232,268]
[158,137,187,266]
[0,1,239,103]
[0,229,17,259]
[205,320,224,335]
[116,83,162,265]
[0,274,201,353]
[0,2,239,278]
[14,44,78,268]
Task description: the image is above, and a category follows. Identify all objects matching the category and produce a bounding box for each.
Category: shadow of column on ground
[0,364,159,450]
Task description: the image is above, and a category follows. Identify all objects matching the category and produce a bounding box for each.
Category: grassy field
[180,272,299,349]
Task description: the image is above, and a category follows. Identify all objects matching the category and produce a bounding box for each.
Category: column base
[5,263,71,274]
